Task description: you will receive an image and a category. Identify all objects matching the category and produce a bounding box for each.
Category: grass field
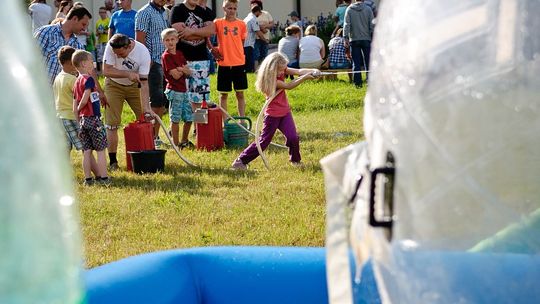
[74,73,365,268]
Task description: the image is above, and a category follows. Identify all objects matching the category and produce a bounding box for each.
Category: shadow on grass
[107,163,257,194]
[105,173,203,194]
[301,130,361,141]
[183,164,258,178]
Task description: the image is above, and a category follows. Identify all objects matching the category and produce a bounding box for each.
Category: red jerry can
[196,107,224,151]
[123,120,155,171]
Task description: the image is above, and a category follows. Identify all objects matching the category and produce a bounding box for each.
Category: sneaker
[231,158,247,170]
[96,177,112,186]
[109,162,120,171]
[82,178,94,186]
[179,141,195,150]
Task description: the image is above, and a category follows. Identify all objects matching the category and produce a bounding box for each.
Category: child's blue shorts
[165,89,192,123]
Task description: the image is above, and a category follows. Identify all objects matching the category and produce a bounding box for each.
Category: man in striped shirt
[135,0,169,143]
[243,5,265,73]
[34,6,92,85]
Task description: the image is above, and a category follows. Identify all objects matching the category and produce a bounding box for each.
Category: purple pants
[238,112,300,164]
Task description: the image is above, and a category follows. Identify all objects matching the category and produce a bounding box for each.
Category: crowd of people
[30,0,373,183]
[276,0,375,87]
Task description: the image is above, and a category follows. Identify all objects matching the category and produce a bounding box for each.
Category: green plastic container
[223,117,252,148]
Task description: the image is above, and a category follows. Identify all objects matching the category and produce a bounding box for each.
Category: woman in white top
[298,25,325,69]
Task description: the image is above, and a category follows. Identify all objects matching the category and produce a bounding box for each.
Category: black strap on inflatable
[348,174,364,207]
[368,152,395,239]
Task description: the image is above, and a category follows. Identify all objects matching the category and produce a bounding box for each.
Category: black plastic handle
[369,166,395,228]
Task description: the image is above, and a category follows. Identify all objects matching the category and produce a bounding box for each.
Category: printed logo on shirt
[181,12,205,46]
[122,58,135,70]
[223,26,239,36]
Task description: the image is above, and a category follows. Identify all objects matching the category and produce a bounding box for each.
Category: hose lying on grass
[214,103,287,149]
[154,115,197,168]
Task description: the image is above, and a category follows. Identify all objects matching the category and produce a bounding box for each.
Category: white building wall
[214,1,335,24]
[301,1,336,22]
[46,0,100,29]
[217,1,296,24]
[47,0,337,32]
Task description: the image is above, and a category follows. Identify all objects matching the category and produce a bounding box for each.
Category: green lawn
[75,73,365,268]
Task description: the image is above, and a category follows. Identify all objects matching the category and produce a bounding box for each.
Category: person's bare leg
[220,92,229,120]
[182,122,192,143]
[96,150,108,178]
[191,102,202,111]
[107,129,118,156]
[171,122,180,146]
[190,102,201,136]
[235,91,246,117]
[152,106,165,138]
[82,150,93,179]
[89,152,99,177]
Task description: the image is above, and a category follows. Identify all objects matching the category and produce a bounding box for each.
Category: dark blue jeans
[287,61,299,69]
[149,63,167,108]
[244,46,255,73]
[350,40,371,87]
[254,39,269,64]
[206,48,216,75]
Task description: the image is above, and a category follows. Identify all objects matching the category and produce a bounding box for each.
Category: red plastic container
[124,120,155,171]
[196,107,224,151]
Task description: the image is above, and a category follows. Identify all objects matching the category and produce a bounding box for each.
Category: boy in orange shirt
[212,0,248,117]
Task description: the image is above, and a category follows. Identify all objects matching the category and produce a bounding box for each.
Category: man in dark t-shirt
[170,0,215,112]
[199,0,216,20]
[198,0,217,74]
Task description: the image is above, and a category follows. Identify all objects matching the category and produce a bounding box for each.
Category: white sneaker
[231,158,247,170]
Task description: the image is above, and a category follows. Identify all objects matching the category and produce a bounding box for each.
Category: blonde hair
[255,52,289,97]
[304,24,317,36]
[161,28,178,40]
[71,49,92,68]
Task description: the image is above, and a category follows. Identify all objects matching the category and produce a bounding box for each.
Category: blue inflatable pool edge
[83,246,380,304]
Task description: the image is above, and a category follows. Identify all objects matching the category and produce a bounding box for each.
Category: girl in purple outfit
[231,52,319,170]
